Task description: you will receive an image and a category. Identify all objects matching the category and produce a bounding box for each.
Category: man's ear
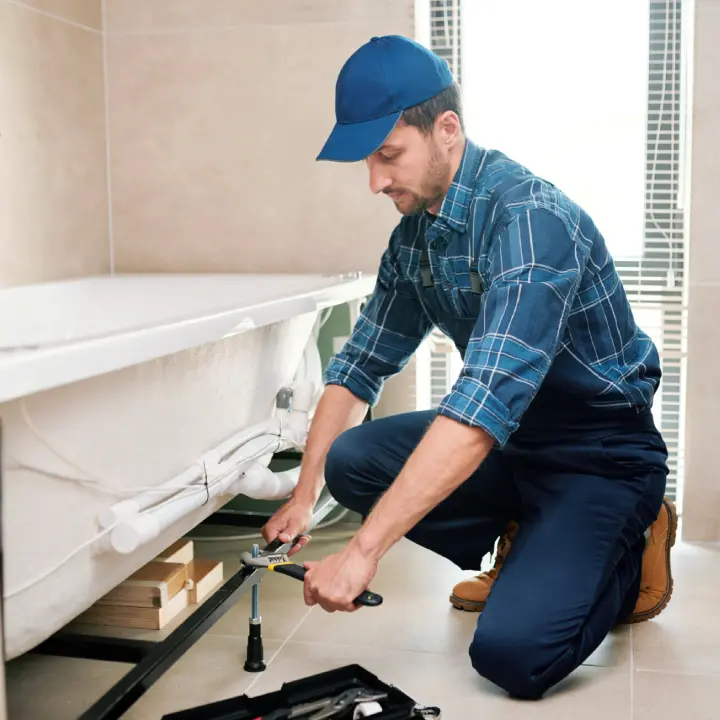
[435,111,462,147]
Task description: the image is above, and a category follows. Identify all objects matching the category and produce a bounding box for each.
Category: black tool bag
[161,663,441,719]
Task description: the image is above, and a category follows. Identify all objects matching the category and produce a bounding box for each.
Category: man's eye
[380,153,397,162]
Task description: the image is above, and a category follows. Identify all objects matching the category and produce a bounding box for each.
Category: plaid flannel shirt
[324,140,661,446]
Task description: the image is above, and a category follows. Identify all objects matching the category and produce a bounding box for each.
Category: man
[262,35,676,699]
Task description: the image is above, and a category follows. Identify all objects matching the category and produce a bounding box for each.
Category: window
[418,0,689,504]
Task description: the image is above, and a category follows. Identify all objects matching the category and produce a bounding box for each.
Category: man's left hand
[303,543,379,613]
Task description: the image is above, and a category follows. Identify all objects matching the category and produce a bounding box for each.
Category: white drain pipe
[100,380,314,555]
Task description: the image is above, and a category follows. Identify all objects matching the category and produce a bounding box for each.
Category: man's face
[365,114,459,216]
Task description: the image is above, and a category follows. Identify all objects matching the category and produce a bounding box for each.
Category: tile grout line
[5,0,101,33]
[244,606,317,694]
[101,0,115,275]
[104,20,360,38]
[629,625,635,720]
[634,667,720,678]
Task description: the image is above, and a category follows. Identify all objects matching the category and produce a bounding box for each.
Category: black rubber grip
[271,563,306,582]
[271,563,384,607]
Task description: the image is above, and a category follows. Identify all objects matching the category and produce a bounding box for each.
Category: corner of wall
[101,0,114,274]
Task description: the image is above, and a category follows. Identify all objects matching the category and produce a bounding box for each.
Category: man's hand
[303,542,379,613]
[261,498,313,556]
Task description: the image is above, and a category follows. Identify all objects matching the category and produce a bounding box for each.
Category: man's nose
[367,158,392,195]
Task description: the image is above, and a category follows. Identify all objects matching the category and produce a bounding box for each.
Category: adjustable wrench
[239,551,383,608]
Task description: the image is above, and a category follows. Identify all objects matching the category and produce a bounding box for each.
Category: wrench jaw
[240,551,291,569]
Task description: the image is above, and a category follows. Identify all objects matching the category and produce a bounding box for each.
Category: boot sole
[625,497,678,624]
[449,595,486,613]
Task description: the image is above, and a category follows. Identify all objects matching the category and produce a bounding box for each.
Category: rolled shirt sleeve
[437,207,590,445]
[324,237,434,406]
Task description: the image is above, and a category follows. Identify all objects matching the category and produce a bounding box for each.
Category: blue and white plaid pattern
[325,140,661,445]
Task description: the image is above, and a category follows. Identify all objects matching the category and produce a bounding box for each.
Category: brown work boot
[626,497,678,623]
[449,521,519,612]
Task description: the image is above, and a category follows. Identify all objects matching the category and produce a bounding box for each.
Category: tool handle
[271,564,384,607]
[271,563,307,582]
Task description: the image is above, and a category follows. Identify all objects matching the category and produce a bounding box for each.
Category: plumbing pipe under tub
[107,455,300,554]
[98,380,315,530]
[101,380,315,554]
[109,464,244,554]
[232,464,301,502]
[97,421,282,529]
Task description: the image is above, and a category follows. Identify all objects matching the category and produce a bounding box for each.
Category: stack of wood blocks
[77,540,224,630]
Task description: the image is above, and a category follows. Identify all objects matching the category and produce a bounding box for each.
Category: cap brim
[316,111,402,162]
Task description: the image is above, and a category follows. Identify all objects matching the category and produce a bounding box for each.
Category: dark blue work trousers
[324,405,667,699]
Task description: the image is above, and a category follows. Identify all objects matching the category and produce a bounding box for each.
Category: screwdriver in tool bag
[239,551,383,607]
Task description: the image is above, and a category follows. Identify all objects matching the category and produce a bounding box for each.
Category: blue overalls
[324,231,668,700]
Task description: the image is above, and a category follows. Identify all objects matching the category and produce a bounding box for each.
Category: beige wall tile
[104,0,412,34]
[9,0,101,30]
[683,1,720,539]
[681,284,720,541]
[686,1,720,286]
[0,0,109,287]
[107,20,411,275]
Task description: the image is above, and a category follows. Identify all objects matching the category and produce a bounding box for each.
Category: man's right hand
[261,498,314,556]
[260,385,368,556]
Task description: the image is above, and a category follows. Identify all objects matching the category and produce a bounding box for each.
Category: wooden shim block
[77,589,189,630]
[156,539,194,566]
[187,559,224,605]
[95,562,188,609]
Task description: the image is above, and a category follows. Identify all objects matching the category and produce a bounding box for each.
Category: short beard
[391,141,450,216]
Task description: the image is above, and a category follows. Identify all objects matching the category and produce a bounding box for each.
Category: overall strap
[420,245,434,288]
[419,174,521,295]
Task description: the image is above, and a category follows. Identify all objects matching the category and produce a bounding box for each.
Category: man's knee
[324,427,368,512]
[469,622,554,700]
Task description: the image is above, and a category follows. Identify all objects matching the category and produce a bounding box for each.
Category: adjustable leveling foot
[243,544,266,672]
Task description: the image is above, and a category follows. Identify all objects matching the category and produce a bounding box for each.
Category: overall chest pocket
[419,246,484,353]
[454,275,484,319]
[421,245,485,319]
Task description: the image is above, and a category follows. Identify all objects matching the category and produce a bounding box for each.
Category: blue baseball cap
[317,35,453,163]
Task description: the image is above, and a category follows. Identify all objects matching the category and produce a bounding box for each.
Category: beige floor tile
[6,653,127,720]
[290,536,483,654]
[249,641,631,720]
[12,532,705,718]
[634,670,720,720]
[125,635,283,719]
[669,541,720,593]
[633,541,720,674]
[289,537,630,666]
[584,625,631,668]
[5,635,283,719]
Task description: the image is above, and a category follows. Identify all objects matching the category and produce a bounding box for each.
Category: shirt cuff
[324,357,382,407]
[436,375,519,446]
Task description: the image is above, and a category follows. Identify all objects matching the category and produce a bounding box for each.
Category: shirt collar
[429,139,485,237]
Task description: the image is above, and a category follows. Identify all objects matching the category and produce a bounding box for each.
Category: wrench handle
[270,564,384,607]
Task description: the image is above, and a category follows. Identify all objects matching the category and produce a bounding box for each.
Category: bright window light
[462,0,649,260]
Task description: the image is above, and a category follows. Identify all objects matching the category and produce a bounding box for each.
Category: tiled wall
[682,0,720,542]
[104,0,414,275]
[0,0,413,289]
[0,0,109,287]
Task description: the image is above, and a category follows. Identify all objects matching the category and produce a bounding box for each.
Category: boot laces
[484,531,512,580]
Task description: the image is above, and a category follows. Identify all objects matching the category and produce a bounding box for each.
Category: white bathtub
[0,273,374,659]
